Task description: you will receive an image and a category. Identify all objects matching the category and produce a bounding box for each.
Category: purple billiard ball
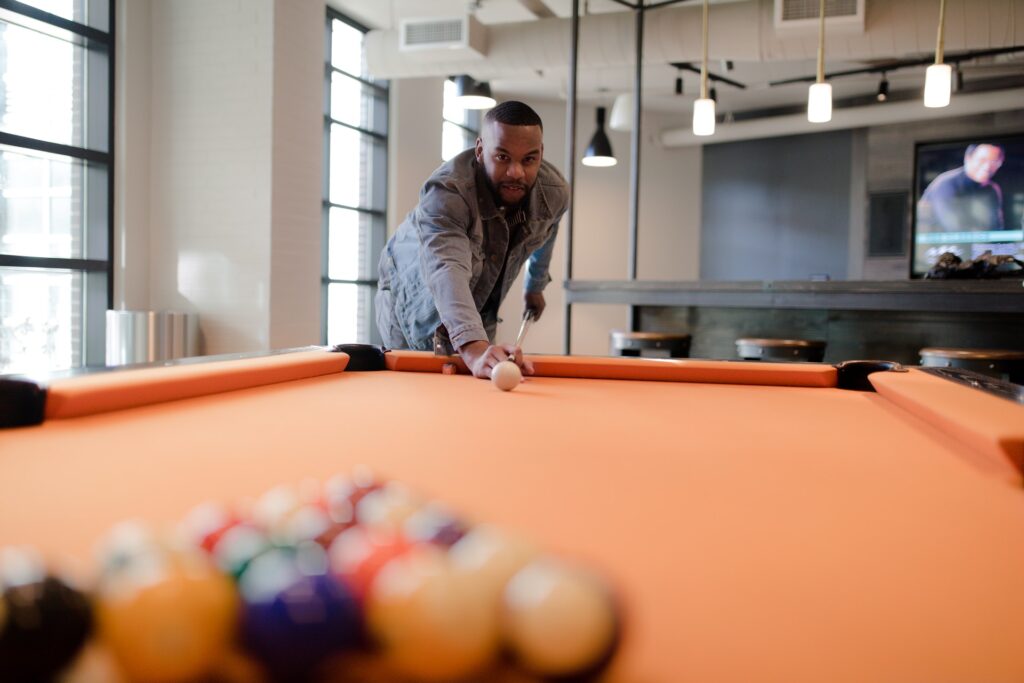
[238,544,362,678]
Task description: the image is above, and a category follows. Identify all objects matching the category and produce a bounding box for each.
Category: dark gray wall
[701,131,853,281]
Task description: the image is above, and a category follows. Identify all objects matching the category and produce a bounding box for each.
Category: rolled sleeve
[524,221,559,294]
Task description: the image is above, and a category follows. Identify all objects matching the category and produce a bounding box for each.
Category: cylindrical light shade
[807,82,832,123]
[452,75,496,110]
[609,93,633,132]
[692,98,716,136]
[924,63,952,108]
[876,77,889,102]
[582,107,616,167]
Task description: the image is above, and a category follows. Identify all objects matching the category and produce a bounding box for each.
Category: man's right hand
[459,340,535,379]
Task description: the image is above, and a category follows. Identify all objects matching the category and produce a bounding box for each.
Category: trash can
[106,310,199,366]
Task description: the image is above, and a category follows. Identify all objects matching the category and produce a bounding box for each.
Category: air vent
[399,15,487,58]
[403,19,463,48]
[774,0,865,33]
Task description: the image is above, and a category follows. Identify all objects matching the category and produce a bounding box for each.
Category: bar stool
[919,347,1024,384]
[610,331,691,358]
[736,338,826,362]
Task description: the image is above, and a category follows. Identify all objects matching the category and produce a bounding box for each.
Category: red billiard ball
[328,526,413,601]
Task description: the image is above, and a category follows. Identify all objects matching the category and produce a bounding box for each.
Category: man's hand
[458,340,535,379]
[524,292,545,321]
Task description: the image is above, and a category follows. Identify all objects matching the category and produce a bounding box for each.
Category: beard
[486,176,531,209]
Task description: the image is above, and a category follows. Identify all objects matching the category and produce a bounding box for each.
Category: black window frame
[323,8,388,347]
[0,0,114,371]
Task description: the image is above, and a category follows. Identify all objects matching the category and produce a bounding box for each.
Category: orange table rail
[385,349,838,387]
[8,348,351,422]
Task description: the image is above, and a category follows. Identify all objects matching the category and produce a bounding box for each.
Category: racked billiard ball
[238,544,362,679]
[0,548,93,682]
[366,544,500,681]
[96,548,237,683]
[501,558,620,679]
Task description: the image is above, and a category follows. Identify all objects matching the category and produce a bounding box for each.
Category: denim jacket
[376,149,568,352]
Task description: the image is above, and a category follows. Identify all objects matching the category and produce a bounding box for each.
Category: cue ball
[491,361,522,391]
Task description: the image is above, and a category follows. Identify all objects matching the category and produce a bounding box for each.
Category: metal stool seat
[610,331,691,358]
[919,347,1024,384]
[736,338,826,362]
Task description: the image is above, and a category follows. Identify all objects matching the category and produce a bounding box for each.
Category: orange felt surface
[3,355,1024,683]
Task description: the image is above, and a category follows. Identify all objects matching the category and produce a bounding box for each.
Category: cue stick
[508,310,537,365]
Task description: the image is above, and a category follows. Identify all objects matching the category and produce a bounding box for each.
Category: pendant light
[692,0,715,136]
[924,0,951,108]
[452,75,496,110]
[581,107,616,167]
[807,0,832,123]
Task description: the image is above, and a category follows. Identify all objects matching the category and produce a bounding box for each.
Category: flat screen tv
[911,134,1024,277]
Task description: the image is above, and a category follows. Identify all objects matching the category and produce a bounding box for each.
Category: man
[375,101,569,379]
[918,143,1006,233]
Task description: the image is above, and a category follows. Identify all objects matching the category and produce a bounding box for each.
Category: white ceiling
[330,0,1024,116]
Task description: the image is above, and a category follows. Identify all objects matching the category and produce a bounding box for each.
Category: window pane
[13,0,84,25]
[442,121,472,161]
[330,72,386,135]
[328,207,376,281]
[442,78,468,126]
[327,282,373,345]
[0,266,79,374]
[329,124,385,210]
[331,19,365,78]
[0,145,92,258]
[0,20,85,148]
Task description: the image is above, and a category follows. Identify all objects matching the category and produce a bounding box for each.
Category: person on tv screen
[917,143,1006,234]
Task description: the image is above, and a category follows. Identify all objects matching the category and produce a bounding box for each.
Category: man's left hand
[524,292,545,321]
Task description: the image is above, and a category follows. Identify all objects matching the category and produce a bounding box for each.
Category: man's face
[475,120,543,207]
[964,144,1004,185]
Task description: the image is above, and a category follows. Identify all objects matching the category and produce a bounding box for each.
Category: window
[324,10,388,346]
[0,0,112,374]
[442,78,481,161]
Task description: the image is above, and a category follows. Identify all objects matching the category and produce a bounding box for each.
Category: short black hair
[485,101,543,131]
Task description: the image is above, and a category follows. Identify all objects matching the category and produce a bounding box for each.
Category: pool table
[2,347,1024,683]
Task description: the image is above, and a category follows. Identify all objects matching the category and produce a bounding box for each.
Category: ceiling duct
[365,0,1021,81]
[399,15,487,61]
[774,0,864,34]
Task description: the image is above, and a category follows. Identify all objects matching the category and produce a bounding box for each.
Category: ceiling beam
[518,0,557,18]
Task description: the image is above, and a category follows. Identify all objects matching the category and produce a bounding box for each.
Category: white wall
[269,0,324,349]
[148,0,274,354]
[387,78,445,235]
[116,0,322,355]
